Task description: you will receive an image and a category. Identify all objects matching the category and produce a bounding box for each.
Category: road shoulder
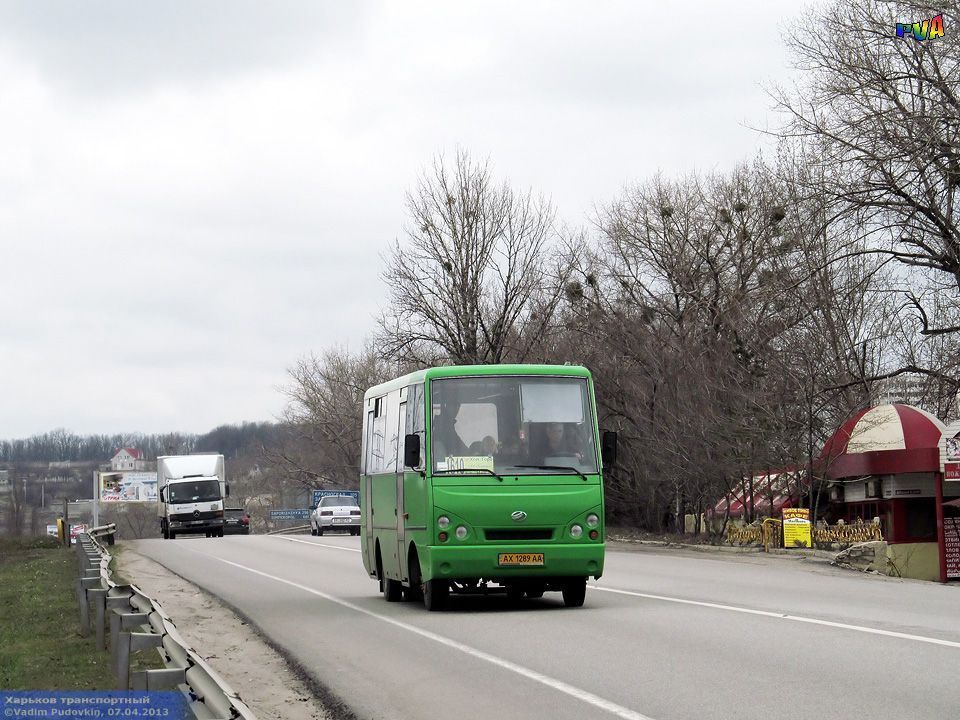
[116,544,335,720]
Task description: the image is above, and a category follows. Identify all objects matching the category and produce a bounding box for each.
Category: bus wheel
[384,577,403,602]
[506,585,525,602]
[406,550,424,602]
[423,579,449,611]
[562,578,586,608]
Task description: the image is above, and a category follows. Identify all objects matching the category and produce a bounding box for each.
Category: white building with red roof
[111,447,145,471]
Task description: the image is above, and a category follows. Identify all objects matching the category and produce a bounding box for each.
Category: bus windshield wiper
[433,468,504,482]
[509,465,589,481]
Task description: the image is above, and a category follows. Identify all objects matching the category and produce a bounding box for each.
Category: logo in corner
[896,13,945,40]
[511,511,527,522]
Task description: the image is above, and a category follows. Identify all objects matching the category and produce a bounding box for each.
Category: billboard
[782,507,812,548]
[940,420,960,481]
[99,471,158,502]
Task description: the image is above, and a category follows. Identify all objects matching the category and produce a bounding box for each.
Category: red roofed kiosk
[820,403,951,582]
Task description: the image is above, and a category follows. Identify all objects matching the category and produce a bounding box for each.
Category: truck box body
[157,454,227,539]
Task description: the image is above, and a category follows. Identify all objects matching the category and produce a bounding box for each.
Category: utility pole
[92,470,99,527]
[62,496,69,547]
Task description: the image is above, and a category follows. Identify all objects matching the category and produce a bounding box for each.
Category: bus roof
[363,364,592,400]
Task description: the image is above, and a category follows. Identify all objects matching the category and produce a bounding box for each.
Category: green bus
[359,364,617,610]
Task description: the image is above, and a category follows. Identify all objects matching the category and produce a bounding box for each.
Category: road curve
[128,535,960,720]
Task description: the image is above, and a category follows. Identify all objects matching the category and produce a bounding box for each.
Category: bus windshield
[431,376,599,476]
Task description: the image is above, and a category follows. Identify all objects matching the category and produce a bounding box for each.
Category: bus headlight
[438,516,450,529]
[455,525,468,540]
[570,524,583,538]
[586,513,599,528]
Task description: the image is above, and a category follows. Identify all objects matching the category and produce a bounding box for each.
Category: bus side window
[370,395,387,473]
[363,409,375,474]
[397,398,407,470]
[384,388,401,473]
[405,384,425,469]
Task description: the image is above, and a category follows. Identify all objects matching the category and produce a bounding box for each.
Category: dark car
[223,508,251,535]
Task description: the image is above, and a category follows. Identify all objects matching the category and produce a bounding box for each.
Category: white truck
[157,454,228,539]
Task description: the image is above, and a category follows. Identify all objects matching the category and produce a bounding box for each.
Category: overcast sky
[0,0,803,438]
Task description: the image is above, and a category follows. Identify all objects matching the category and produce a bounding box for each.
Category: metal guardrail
[265,524,311,535]
[76,528,257,719]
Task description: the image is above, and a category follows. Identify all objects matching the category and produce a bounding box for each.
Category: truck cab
[157,454,228,539]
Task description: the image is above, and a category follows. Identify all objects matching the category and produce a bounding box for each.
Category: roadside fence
[726,517,883,550]
[75,526,257,719]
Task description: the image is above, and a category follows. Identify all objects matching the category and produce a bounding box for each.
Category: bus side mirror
[601,431,618,467]
[404,434,421,469]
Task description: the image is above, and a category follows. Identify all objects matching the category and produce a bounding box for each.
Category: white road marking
[275,536,960,649]
[183,548,654,720]
[591,585,960,649]
[276,536,362,553]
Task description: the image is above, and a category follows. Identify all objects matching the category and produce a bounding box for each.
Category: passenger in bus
[434,407,468,459]
[468,435,498,457]
[535,422,584,464]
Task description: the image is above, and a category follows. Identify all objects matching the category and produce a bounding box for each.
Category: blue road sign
[311,489,360,509]
[269,509,310,520]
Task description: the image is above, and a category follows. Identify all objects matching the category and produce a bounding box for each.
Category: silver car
[311,495,361,536]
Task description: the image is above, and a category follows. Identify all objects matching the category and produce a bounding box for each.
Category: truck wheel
[423,579,449,611]
[562,578,587,608]
[205,531,211,538]
[169,532,176,540]
[163,527,170,540]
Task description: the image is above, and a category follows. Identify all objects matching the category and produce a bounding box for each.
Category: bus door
[396,389,408,583]
[362,400,376,571]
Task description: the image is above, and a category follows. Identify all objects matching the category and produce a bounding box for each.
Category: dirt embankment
[116,547,331,720]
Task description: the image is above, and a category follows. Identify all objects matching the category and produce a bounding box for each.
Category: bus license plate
[498,553,544,566]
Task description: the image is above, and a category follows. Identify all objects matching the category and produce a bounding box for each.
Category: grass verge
[0,537,115,689]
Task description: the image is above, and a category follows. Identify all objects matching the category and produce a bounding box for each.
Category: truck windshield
[430,376,599,476]
[168,479,221,504]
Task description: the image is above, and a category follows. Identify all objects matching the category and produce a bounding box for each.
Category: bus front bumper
[422,543,604,581]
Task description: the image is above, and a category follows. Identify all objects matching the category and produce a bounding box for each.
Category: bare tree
[774,0,960,384]
[554,157,892,531]
[379,150,569,365]
[276,345,391,489]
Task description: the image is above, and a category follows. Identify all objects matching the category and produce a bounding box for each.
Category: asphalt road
[129,535,960,720]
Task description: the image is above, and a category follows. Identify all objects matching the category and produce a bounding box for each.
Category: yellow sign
[782,507,812,548]
[498,553,545,566]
